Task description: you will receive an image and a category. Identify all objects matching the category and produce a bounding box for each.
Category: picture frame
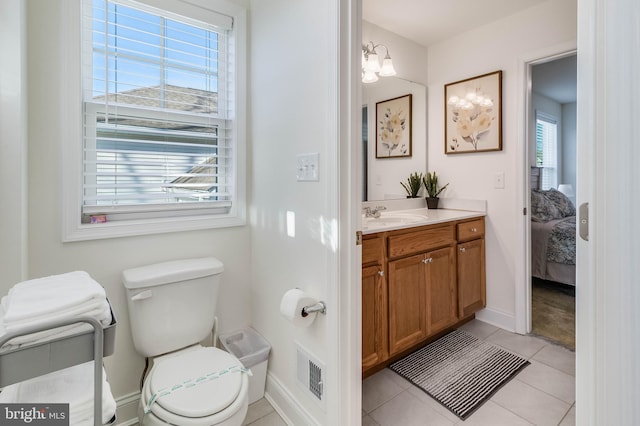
[444,70,502,154]
[376,94,412,158]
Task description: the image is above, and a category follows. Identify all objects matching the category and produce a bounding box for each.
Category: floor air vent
[296,342,326,409]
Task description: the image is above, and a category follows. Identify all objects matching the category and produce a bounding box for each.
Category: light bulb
[365,53,381,73]
[379,57,396,77]
[362,70,379,83]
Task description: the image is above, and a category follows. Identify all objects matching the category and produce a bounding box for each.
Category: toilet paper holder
[301,301,326,317]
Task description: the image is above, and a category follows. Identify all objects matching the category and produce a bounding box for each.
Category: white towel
[0,361,116,425]
[0,271,112,350]
[4,298,111,333]
[3,271,107,323]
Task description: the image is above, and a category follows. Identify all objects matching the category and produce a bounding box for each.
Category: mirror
[362,77,427,201]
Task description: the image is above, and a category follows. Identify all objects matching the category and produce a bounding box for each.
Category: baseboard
[113,374,322,426]
[264,372,319,426]
[113,376,316,426]
[475,307,516,332]
[115,391,140,426]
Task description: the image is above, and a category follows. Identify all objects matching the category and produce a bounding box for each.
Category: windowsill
[62,213,246,242]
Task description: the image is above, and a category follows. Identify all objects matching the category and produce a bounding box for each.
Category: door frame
[335,0,362,424]
[514,42,577,335]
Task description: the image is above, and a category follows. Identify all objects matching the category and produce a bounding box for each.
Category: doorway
[526,53,577,349]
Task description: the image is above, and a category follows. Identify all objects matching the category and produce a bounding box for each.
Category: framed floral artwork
[444,70,502,154]
[376,94,412,158]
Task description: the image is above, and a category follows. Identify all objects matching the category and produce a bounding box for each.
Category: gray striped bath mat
[389,329,529,420]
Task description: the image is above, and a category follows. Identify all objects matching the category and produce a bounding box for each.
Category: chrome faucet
[363,205,387,218]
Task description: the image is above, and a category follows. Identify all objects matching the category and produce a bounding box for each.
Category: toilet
[122,257,249,426]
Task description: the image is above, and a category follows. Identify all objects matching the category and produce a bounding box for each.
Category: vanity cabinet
[387,223,457,356]
[361,235,388,373]
[388,253,427,355]
[425,245,458,335]
[457,219,486,318]
[362,216,485,376]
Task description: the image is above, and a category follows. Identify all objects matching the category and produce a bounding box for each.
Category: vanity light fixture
[362,41,397,83]
[447,93,494,110]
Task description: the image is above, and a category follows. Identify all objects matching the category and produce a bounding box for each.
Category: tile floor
[243,398,288,426]
[362,319,576,426]
[245,319,575,425]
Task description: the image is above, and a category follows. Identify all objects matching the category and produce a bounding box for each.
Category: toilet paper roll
[280,289,317,327]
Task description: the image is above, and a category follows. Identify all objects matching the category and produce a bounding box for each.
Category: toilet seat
[140,346,249,426]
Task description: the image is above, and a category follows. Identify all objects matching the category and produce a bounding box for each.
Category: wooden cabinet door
[388,254,427,356]
[426,246,458,334]
[362,264,387,372]
[457,238,486,318]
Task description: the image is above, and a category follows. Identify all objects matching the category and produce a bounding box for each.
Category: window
[64,0,246,241]
[535,112,558,190]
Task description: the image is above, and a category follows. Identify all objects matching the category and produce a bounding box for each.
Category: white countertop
[361,208,485,235]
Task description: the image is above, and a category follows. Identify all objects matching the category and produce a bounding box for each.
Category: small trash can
[219,328,271,404]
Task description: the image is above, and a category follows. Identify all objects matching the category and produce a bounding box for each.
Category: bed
[531,188,576,286]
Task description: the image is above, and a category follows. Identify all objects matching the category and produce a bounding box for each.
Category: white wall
[561,102,577,192]
[248,0,338,423]
[427,0,577,328]
[21,0,252,405]
[0,0,28,287]
[362,21,428,86]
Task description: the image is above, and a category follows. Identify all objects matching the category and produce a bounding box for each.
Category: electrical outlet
[296,153,319,182]
[494,172,505,189]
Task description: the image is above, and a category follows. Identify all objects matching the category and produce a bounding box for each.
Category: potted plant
[423,171,449,209]
[400,172,423,198]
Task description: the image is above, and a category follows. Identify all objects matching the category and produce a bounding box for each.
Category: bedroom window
[535,112,558,190]
[68,0,246,240]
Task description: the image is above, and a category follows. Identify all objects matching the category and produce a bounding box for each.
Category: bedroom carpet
[389,329,529,420]
[531,278,575,350]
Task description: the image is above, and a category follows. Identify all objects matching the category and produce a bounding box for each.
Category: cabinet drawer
[388,225,455,258]
[457,219,485,242]
[363,235,385,265]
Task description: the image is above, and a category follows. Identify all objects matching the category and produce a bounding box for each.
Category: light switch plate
[296,153,319,182]
[494,172,505,189]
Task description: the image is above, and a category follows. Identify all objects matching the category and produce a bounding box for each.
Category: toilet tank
[122,257,224,358]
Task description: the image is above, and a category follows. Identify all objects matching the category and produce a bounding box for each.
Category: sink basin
[363,212,427,228]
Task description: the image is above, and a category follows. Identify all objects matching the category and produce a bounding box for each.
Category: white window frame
[535,111,559,190]
[61,0,246,242]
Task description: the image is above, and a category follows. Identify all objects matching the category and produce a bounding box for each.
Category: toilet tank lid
[122,257,224,289]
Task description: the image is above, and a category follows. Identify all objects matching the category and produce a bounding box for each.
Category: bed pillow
[531,189,563,222]
[544,188,576,217]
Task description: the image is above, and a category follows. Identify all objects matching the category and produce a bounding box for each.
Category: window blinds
[535,114,558,190]
[82,0,233,220]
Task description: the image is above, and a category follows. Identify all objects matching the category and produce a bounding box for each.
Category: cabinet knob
[378,270,384,277]
[471,227,477,233]
[422,257,433,264]
[459,247,466,253]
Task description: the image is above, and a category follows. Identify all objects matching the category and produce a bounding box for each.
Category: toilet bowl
[122,258,248,426]
[138,346,248,426]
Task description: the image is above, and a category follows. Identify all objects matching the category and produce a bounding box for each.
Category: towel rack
[0,304,116,426]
